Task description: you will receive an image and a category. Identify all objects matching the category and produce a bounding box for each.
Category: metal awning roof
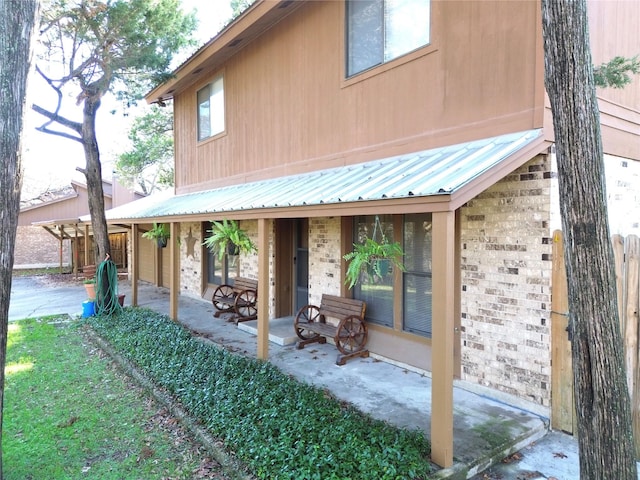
[101,129,547,223]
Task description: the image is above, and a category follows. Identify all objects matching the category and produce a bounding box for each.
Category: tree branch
[35,65,66,125]
[31,104,83,143]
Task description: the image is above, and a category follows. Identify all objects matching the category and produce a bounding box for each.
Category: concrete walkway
[9,275,585,479]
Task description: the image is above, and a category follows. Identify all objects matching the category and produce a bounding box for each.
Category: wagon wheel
[235,289,257,319]
[336,315,368,355]
[212,285,235,312]
[294,305,321,340]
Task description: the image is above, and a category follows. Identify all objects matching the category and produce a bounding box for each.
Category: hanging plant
[203,219,257,260]
[141,222,170,248]
[343,237,405,288]
[343,216,405,288]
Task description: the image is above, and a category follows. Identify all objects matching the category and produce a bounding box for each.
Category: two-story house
[104,0,640,467]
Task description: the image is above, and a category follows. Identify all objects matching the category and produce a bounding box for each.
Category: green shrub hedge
[87,308,431,479]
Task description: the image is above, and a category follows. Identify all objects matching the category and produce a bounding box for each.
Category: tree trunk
[0,0,40,476]
[82,96,112,264]
[541,1,637,478]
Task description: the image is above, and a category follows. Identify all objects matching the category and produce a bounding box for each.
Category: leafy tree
[541,1,638,478]
[117,0,254,192]
[0,0,40,475]
[231,0,255,17]
[32,0,196,263]
[115,106,174,195]
[594,55,640,89]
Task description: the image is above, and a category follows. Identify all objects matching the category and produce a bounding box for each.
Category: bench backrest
[233,277,258,292]
[319,294,366,321]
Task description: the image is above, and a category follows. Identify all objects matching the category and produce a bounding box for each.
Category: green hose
[95,256,121,315]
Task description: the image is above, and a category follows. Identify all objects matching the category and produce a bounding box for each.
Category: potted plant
[142,222,170,248]
[203,219,257,260]
[343,237,405,288]
[83,278,96,300]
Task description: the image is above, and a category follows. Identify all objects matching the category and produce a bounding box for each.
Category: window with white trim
[197,76,225,141]
[346,0,431,77]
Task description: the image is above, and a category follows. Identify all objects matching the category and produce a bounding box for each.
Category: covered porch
[105,129,550,468]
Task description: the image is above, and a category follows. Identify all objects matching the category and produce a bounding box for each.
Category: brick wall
[14,226,72,268]
[180,222,204,298]
[460,154,554,406]
[178,220,276,316]
[308,217,342,306]
[236,220,276,317]
[237,220,262,281]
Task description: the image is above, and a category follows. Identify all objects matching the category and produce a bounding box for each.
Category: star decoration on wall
[185,227,198,259]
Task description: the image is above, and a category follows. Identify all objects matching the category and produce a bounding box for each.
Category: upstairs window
[197,76,225,141]
[346,0,431,77]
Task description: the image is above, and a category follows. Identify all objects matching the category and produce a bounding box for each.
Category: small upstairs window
[346,0,431,77]
[197,76,225,141]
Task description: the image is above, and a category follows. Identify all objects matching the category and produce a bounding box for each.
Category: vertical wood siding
[173,1,542,193]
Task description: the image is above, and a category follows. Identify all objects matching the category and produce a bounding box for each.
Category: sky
[21,0,232,199]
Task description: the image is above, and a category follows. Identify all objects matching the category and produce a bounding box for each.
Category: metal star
[185,227,198,259]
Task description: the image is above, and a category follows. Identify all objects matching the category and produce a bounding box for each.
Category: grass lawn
[3,316,228,479]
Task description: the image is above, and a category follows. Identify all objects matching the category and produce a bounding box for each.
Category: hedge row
[86,308,432,479]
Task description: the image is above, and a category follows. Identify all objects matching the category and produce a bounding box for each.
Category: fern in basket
[203,219,257,260]
[343,237,405,289]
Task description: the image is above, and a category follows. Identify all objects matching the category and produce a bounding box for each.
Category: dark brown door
[275,219,294,317]
[275,219,308,317]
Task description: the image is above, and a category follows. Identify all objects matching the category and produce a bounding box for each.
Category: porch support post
[131,223,139,307]
[431,210,455,468]
[169,222,179,321]
[84,224,90,267]
[58,225,64,273]
[73,225,78,279]
[257,218,269,360]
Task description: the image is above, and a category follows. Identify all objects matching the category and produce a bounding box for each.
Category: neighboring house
[104,0,640,467]
[17,174,144,271]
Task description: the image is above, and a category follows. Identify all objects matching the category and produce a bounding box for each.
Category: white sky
[22,0,231,199]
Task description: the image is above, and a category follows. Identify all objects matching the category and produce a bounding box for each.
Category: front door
[275,219,308,317]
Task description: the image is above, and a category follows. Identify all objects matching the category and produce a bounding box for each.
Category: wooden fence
[552,230,640,456]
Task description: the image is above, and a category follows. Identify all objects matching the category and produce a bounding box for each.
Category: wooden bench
[212,277,258,323]
[294,294,368,365]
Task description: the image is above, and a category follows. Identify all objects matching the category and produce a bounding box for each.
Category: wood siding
[588,0,640,160]
[588,1,640,112]
[173,0,543,194]
[138,230,156,284]
[161,244,171,288]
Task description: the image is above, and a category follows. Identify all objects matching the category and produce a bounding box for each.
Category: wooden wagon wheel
[336,315,368,355]
[294,305,321,340]
[235,289,257,319]
[212,285,235,312]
